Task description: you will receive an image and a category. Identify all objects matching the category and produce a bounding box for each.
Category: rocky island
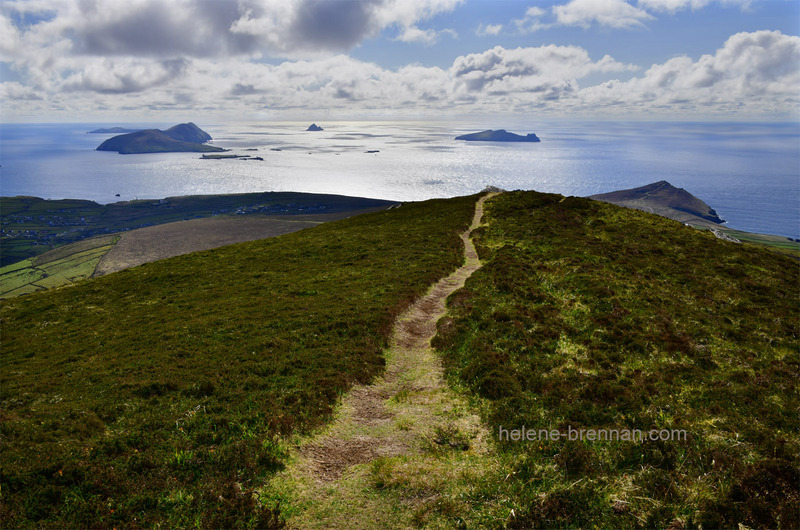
[306,123,324,131]
[96,122,224,154]
[455,129,540,142]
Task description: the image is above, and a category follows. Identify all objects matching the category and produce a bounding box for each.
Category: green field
[0,235,119,299]
[0,196,476,528]
[431,192,799,528]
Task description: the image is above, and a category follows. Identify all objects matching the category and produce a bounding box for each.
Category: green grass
[0,235,119,299]
[0,196,477,528]
[432,191,799,528]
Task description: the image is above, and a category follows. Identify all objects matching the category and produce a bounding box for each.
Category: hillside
[96,123,222,154]
[0,195,477,528]
[1,192,797,528]
[431,192,799,528]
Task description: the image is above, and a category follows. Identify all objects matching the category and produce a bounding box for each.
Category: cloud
[231,0,463,56]
[1,81,43,100]
[1,3,796,122]
[579,30,800,113]
[450,45,636,97]
[475,23,503,36]
[636,0,750,13]
[394,25,457,44]
[71,0,258,57]
[62,58,188,94]
[2,0,464,63]
[512,0,654,32]
[513,6,551,33]
[553,0,654,28]
[512,0,752,32]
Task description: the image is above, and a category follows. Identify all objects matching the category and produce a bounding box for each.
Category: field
[0,195,476,527]
[0,236,119,299]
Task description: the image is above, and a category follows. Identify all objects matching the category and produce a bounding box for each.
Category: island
[306,123,324,131]
[455,129,540,142]
[88,127,142,134]
[96,122,224,154]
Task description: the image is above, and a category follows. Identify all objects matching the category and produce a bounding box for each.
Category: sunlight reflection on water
[1,120,797,237]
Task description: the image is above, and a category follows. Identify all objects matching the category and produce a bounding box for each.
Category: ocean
[1,120,798,238]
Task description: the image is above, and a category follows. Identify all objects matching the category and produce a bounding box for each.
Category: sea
[1,120,798,239]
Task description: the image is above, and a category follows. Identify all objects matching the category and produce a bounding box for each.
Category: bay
[1,120,797,238]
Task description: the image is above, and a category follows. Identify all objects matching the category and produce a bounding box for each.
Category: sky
[0,0,798,122]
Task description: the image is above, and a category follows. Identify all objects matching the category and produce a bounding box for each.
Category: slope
[0,195,477,528]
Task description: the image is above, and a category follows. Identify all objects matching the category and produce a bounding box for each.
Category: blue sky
[1,0,798,121]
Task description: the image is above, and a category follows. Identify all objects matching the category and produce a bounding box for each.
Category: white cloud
[553,0,654,28]
[476,23,503,36]
[1,81,43,100]
[394,25,458,44]
[512,0,753,32]
[1,0,796,123]
[580,30,800,113]
[513,6,551,33]
[449,45,636,104]
[636,0,750,13]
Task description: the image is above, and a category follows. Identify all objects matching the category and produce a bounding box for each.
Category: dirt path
[267,193,498,528]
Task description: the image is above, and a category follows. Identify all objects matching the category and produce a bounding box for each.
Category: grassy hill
[432,192,799,528]
[1,191,797,528]
[0,196,476,527]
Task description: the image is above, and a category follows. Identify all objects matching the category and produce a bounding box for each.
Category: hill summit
[96,122,223,154]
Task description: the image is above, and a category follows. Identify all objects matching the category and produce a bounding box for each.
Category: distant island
[88,127,142,134]
[306,123,324,131]
[589,180,725,226]
[96,123,224,154]
[455,129,540,142]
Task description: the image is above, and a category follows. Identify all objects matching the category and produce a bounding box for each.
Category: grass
[712,226,800,259]
[0,195,477,528]
[0,235,119,299]
[431,191,799,528]
[3,190,797,528]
